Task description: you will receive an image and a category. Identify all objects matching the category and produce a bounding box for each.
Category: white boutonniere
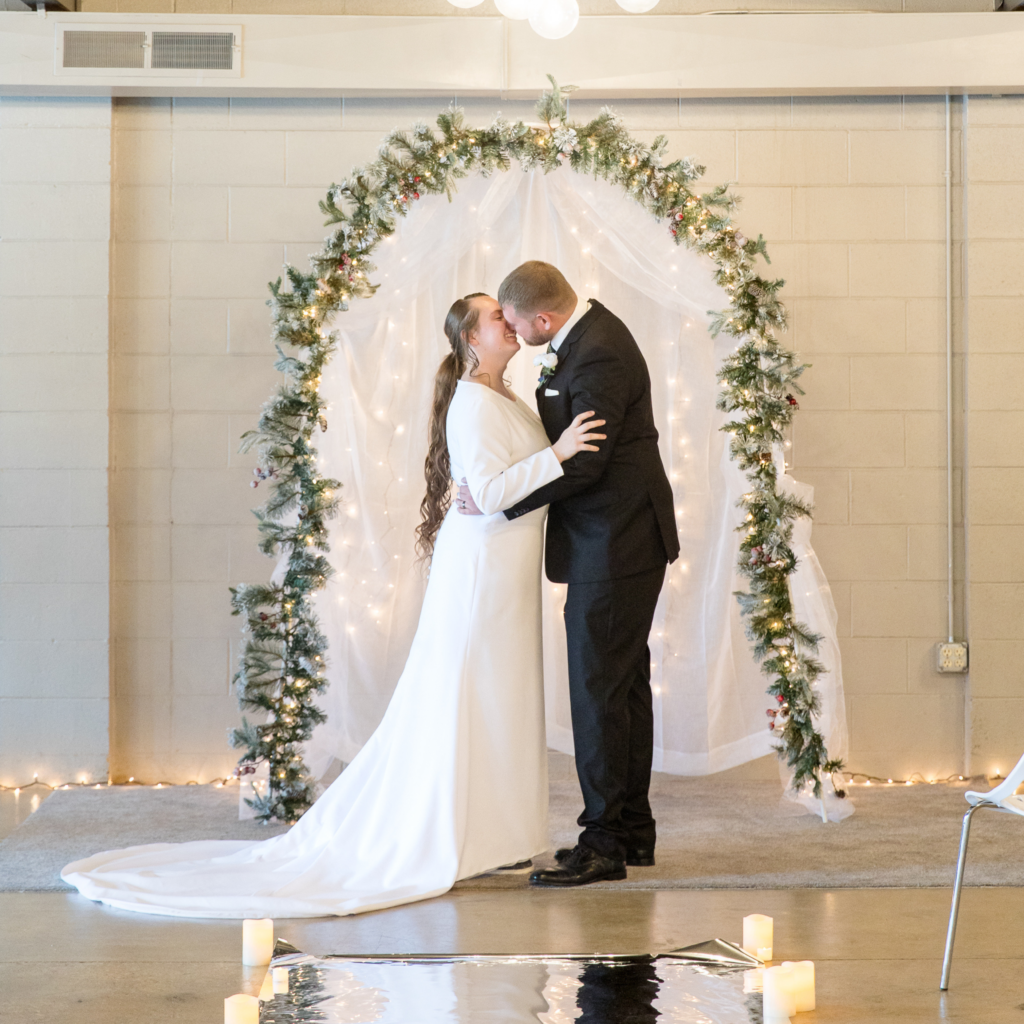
[534,350,558,386]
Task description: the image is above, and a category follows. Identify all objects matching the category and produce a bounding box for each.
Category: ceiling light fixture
[494,0,538,17]
[446,0,660,39]
[529,0,580,39]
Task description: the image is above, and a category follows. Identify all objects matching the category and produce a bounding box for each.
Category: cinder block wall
[697,95,965,780]
[106,94,541,784]
[103,93,987,786]
[963,99,1024,778]
[0,97,111,786]
[5,92,1018,785]
[108,98,310,783]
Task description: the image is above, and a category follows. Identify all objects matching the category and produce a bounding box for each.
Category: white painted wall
[0,97,111,787]
[2,90,1022,787]
[104,94,971,786]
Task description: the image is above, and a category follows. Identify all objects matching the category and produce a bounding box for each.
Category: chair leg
[940,803,985,990]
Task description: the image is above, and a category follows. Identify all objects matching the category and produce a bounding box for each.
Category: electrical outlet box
[937,641,969,674]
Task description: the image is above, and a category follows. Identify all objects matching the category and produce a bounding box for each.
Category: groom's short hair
[498,261,576,317]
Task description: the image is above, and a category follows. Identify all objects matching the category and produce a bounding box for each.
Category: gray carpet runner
[1,753,1020,893]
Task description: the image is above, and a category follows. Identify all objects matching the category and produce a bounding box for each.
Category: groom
[457,261,679,887]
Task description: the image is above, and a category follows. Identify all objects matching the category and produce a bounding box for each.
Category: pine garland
[231,75,842,823]
[227,272,341,822]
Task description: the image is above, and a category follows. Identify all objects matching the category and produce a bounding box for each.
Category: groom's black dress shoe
[555,845,655,868]
[530,846,626,887]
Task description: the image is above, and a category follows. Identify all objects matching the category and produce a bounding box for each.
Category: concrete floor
[1,885,1022,1022]
[4,789,1023,1022]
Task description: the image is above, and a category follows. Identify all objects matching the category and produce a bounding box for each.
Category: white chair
[940,752,1024,989]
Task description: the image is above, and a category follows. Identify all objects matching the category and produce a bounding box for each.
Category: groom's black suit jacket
[504,300,680,584]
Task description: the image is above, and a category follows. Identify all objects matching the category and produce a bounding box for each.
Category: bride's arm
[452,396,564,516]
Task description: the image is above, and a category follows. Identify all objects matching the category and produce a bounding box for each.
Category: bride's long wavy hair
[415,293,488,561]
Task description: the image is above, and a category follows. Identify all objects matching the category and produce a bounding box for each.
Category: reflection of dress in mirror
[61,378,562,918]
[317,967,389,1024]
[323,959,551,1024]
[452,960,549,1024]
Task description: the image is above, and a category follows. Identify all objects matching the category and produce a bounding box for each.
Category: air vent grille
[55,24,241,77]
[62,30,145,69]
[152,31,234,71]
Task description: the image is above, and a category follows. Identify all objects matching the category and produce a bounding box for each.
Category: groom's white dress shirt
[550,301,587,352]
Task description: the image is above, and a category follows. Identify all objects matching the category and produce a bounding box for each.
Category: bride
[61,293,605,919]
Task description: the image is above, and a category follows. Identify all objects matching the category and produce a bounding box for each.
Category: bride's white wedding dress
[62,380,564,918]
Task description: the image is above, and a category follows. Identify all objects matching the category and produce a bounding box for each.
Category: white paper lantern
[495,0,538,17]
[615,0,660,10]
[448,0,486,7]
[528,0,579,38]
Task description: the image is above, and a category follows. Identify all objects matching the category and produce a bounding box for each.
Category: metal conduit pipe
[945,92,954,646]
[942,94,971,778]
[961,94,972,778]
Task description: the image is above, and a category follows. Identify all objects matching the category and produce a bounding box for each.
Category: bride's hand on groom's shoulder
[456,479,483,516]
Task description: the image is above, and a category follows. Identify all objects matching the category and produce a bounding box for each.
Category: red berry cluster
[766,695,790,732]
[251,466,279,489]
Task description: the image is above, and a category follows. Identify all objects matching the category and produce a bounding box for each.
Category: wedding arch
[229,78,846,824]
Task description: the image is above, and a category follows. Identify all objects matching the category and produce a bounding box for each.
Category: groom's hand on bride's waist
[456,479,483,516]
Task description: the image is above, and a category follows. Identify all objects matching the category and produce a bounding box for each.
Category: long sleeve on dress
[450,389,564,516]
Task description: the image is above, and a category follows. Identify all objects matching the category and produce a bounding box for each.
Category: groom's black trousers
[564,563,666,862]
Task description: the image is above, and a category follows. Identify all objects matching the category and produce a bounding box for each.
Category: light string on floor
[0,770,1007,798]
[844,772,980,787]
[233,74,835,823]
[0,776,240,793]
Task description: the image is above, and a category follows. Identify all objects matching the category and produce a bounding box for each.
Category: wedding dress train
[62,381,563,918]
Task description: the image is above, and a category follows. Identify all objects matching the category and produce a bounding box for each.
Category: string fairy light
[0,775,239,794]
[832,771,1004,795]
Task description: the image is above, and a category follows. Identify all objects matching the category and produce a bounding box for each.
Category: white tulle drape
[307,166,848,813]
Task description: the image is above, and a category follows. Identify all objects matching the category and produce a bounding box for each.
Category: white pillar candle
[272,967,290,994]
[782,960,815,1012]
[762,964,797,1023]
[242,918,274,966]
[743,967,764,994]
[224,993,259,1024]
[742,914,774,961]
